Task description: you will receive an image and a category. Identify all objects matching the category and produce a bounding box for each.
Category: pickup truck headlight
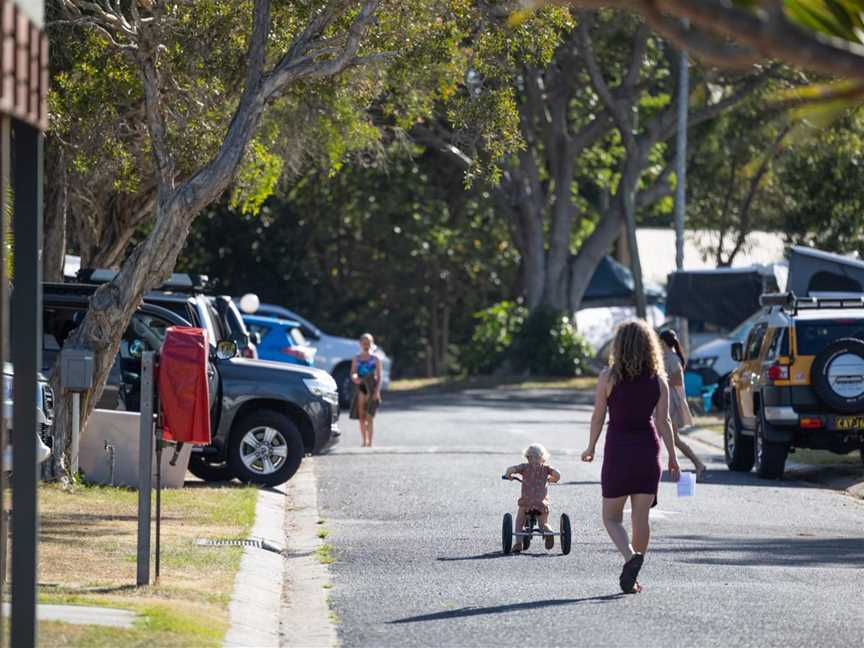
[303,377,338,404]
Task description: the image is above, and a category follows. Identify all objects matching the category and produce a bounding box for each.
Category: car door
[739,322,768,428]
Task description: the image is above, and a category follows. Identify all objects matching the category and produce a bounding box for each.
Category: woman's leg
[630,493,655,555]
[674,429,707,473]
[357,393,369,446]
[602,496,633,560]
[366,416,375,447]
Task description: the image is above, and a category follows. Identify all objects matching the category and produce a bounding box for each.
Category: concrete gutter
[279,459,338,648]
[224,483,288,648]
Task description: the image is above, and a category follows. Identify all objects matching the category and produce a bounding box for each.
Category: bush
[513,306,593,377]
[462,300,527,375]
[464,302,593,377]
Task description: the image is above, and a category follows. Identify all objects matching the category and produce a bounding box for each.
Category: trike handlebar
[502,475,523,483]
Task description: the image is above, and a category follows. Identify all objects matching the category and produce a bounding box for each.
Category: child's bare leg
[540,510,554,548]
[366,417,375,447]
[513,507,527,551]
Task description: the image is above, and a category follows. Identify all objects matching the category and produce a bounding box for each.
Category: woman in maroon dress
[581,320,680,594]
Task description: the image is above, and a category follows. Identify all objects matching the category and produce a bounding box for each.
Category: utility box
[60,348,94,392]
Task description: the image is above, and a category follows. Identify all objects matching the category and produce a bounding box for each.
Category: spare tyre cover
[810,337,864,414]
[158,326,212,445]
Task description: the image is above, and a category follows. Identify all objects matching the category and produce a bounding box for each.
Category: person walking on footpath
[659,329,707,481]
[581,320,680,594]
[350,333,382,447]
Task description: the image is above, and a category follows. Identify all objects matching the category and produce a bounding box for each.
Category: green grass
[317,528,329,540]
[37,481,258,646]
[316,543,336,565]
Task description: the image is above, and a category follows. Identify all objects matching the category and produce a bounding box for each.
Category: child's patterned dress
[513,463,554,513]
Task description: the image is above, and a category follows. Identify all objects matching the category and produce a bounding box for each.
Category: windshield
[289,327,307,346]
[726,310,762,341]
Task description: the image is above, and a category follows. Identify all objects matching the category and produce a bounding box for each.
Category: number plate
[835,415,864,430]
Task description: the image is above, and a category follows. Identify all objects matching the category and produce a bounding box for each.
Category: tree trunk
[567,208,626,312]
[544,154,576,310]
[43,139,67,282]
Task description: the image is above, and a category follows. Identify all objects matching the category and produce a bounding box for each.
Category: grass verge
[389,374,597,393]
[33,480,258,647]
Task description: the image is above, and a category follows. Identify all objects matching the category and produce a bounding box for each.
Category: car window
[745,323,767,360]
[247,323,270,340]
[194,300,218,347]
[765,328,789,361]
[727,310,762,341]
[795,320,864,356]
[289,327,307,346]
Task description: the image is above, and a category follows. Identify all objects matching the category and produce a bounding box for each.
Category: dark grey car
[42,283,340,486]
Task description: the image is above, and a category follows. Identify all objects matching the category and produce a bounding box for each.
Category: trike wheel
[501,513,513,554]
[560,514,572,555]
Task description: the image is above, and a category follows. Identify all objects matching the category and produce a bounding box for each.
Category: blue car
[242,315,317,366]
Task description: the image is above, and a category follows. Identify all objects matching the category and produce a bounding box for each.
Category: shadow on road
[657,534,864,568]
[437,551,563,561]
[388,594,623,623]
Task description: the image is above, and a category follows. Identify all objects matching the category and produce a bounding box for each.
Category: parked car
[242,314,316,366]
[241,301,392,406]
[724,293,864,479]
[686,310,762,409]
[43,282,340,486]
[2,363,53,470]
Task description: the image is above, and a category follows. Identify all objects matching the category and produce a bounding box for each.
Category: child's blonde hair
[523,443,550,463]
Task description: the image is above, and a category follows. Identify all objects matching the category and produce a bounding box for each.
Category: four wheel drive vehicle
[242,314,316,366]
[42,283,340,486]
[244,301,392,407]
[2,363,54,470]
[724,293,864,479]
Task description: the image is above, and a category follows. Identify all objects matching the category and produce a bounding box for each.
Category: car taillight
[767,364,789,381]
[800,417,823,429]
[282,347,309,361]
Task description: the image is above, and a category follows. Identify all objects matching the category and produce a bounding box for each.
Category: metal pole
[155,436,162,584]
[136,351,155,587]
[0,111,9,645]
[674,40,691,354]
[11,121,44,648]
[70,393,80,475]
[624,185,648,320]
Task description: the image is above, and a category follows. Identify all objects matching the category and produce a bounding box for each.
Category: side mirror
[216,340,238,360]
[129,339,145,359]
[731,342,744,362]
[230,332,251,349]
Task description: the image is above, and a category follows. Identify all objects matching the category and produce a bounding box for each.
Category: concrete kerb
[684,426,864,500]
[279,459,338,648]
[224,482,289,648]
[0,603,136,628]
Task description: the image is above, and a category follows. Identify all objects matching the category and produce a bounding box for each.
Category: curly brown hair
[608,319,667,385]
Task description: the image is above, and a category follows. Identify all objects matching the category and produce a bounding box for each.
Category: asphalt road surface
[316,389,864,648]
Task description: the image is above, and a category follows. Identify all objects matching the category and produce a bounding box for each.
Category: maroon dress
[601,370,662,502]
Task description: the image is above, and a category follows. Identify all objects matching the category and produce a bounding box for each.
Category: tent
[665,265,780,330]
[581,256,664,308]
[787,245,864,296]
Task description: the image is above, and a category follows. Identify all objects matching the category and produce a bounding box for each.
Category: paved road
[316,389,864,648]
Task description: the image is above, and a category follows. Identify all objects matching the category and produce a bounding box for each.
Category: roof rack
[760,291,864,315]
[77,268,210,294]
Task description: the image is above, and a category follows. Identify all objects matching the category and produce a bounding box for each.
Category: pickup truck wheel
[229,410,304,486]
[332,365,352,409]
[724,400,754,472]
[754,416,788,480]
[187,454,233,482]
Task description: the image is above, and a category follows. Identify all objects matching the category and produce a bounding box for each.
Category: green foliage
[512,306,593,377]
[463,300,528,374]
[463,302,592,376]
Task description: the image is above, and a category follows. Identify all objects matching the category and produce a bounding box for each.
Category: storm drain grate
[196,538,284,555]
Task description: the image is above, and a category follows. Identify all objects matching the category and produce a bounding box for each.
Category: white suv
[245,302,392,407]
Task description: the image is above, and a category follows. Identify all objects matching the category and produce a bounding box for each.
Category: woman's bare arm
[582,370,610,461]
[656,378,681,480]
[374,357,383,399]
[350,356,360,384]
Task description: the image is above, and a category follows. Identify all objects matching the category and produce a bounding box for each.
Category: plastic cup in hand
[677,471,696,497]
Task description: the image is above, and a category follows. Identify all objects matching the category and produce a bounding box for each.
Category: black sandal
[620,553,644,593]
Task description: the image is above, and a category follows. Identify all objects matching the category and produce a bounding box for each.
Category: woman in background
[350,333,382,447]
[659,329,707,481]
